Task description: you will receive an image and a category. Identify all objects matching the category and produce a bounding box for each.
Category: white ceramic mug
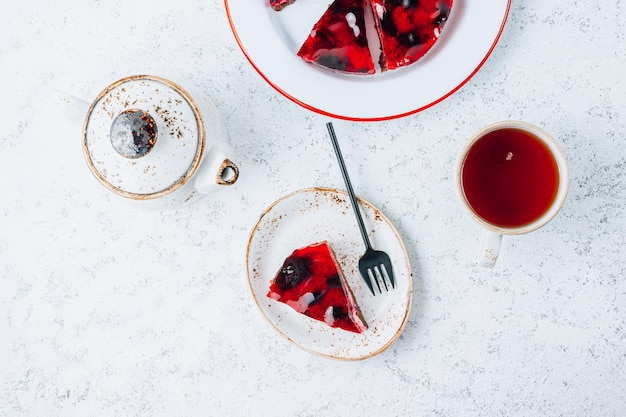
[455,121,570,267]
[60,75,239,209]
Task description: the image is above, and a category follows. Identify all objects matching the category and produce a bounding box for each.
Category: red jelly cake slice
[269,0,296,11]
[267,241,367,333]
[297,0,376,75]
[369,0,453,71]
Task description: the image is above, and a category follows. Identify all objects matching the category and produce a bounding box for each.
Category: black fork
[327,122,395,296]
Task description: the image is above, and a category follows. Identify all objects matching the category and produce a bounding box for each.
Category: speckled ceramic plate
[246,188,412,360]
[225,0,511,121]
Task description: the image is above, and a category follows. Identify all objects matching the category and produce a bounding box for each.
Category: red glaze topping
[267,242,367,333]
[297,0,375,75]
[370,0,453,71]
[269,0,296,11]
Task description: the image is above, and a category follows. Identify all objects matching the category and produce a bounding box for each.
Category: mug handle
[479,229,502,268]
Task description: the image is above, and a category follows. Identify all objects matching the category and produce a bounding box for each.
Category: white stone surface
[1,1,625,416]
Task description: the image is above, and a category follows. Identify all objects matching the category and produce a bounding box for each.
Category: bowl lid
[83,75,205,199]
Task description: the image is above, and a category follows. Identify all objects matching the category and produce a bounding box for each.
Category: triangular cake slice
[369,0,453,71]
[297,0,375,75]
[267,241,367,333]
[269,0,296,11]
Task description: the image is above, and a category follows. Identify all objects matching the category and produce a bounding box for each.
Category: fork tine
[375,265,388,291]
[368,267,382,294]
[380,262,394,289]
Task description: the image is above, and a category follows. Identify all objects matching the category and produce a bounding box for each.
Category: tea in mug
[460,128,560,228]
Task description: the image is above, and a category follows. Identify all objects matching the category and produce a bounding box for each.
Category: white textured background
[1,1,625,416]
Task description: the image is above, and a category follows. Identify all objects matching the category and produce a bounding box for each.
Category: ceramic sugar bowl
[82,74,239,209]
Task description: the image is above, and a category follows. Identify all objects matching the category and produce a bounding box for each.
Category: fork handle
[327,122,372,250]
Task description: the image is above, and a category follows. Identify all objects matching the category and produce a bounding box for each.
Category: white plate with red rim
[246,187,412,360]
[225,0,511,121]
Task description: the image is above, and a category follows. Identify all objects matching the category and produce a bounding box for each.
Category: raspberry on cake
[267,241,367,333]
[297,0,376,75]
[369,0,453,71]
